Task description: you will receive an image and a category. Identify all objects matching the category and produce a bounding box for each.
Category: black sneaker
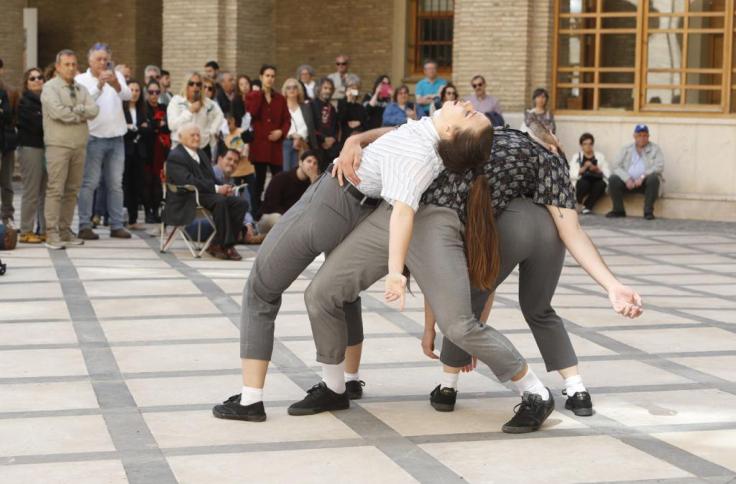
[564,390,593,416]
[605,210,626,218]
[502,390,555,434]
[644,212,656,220]
[346,380,365,400]
[288,382,350,416]
[212,394,267,422]
[430,384,457,412]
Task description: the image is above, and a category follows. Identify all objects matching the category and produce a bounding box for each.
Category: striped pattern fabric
[353,115,442,211]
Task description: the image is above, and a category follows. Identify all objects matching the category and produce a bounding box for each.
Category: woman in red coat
[247,64,291,213]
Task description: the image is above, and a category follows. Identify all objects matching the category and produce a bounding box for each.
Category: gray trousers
[239,174,373,360]
[304,202,526,383]
[18,146,47,234]
[0,150,15,221]
[440,198,578,372]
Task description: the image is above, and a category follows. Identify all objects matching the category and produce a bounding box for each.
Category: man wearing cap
[606,124,664,220]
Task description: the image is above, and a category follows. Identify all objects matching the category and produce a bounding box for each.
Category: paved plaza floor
[1,207,735,483]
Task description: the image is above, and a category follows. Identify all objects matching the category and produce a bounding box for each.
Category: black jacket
[0,89,14,152]
[124,104,154,161]
[17,91,44,148]
[164,144,216,226]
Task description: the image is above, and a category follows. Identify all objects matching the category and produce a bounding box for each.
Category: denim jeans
[77,136,125,230]
[282,137,299,171]
[93,175,108,218]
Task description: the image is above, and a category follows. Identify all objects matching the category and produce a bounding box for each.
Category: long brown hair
[437,124,499,289]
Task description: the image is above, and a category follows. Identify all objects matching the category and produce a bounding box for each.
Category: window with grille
[409,0,454,75]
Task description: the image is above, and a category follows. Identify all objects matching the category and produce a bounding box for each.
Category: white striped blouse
[353,114,442,212]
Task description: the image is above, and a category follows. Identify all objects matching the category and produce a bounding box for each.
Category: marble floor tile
[361,397,585,437]
[593,389,736,427]
[684,284,736,296]
[679,309,736,324]
[166,446,417,484]
[0,348,88,378]
[0,300,70,321]
[669,355,736,382]
[530,359,692,389]
[601,327,736,354]
[84,278,200,298]
[92,296,220,319]
[0,415,114,457]
[556,307,695,328]
[113,342,240,374]
[653,429,736,472]
[130,373,304,407]
[144,407,358,448]
[100,317,236,342]
[420,435,690,483]
[0,322,77,345]
[642,274,736,286]
[357,366,507,397]
[283,336,426,366]
[0,460,127,484]
[75,266,183,280]
[0,282,61,299]
[0,381,99,412]
[0,267,59,282]
[504,332,616,358]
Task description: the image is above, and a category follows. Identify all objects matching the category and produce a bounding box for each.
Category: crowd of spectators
[0,47,665,259]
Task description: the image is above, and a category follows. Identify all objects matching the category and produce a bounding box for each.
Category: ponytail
[465,173,499,290]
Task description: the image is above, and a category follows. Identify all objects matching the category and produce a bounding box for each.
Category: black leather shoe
[212,394,266,422]
[430,384,457,412]
[605,210,626,218]
[288,382,350,416]
[564,390,593,416]
[346,380,365,400]
[644,212,656,220]
[502,390,555,434]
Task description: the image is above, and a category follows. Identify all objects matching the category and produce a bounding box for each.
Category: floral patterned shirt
[420,128,576,224]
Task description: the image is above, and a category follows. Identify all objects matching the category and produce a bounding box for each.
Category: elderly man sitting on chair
[166,123,247,260]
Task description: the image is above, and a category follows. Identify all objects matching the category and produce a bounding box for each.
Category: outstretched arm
[384,201,413,310]
[547,206,643,318]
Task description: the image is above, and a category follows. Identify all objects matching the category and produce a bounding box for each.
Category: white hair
[178,122,201,138]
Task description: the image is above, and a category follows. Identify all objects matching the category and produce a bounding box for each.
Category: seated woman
[381,84,417,127]
[569,132,610,214]
[298,128,643,433]
[211,102,494,423]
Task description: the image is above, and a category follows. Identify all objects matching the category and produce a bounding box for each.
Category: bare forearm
[548,207,619,291]
[424,300,436,332]
[348,127,394,147]
[388,202,414,274]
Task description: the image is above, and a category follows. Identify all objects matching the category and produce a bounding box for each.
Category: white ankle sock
[240,386,263,406]
[344,371,360,383]
[322,362,346,394]
[512,368,550,401]
[564,375,586,396]
[440,371,459,389]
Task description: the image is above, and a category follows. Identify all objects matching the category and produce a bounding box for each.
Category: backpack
[0,222,18,250]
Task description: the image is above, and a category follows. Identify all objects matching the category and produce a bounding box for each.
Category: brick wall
[453,0,553,113]
[0,0,25,88]
[27,0,161,82]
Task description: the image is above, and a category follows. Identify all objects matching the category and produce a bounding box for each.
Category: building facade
[3,0,735,220]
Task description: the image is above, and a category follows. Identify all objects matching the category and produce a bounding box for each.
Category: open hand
[384,272,407,310]
[331,137,362,186]
[608,283,643,318]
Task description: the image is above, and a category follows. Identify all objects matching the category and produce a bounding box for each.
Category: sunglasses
[285,85,298,90]
[336,62,348,66]
[148,89,160,94]
[29,76,43,82]
[188,81,203,87]
[472,83,484,88]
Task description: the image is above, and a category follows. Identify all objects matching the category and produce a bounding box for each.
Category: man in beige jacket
[41,50,99,249]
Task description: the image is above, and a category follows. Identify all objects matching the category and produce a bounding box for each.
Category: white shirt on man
[353,112,442,211]
[75,68,131,138]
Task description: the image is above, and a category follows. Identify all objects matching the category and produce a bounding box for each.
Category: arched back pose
[212,102,493,423]
[297,128,642,434]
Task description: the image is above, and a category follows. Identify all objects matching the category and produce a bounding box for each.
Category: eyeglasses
[336,62,348,66]
[148,90,160,94]
[472,83,484,88]
[28,76,43,82]
[204,86,214,91]
[445,91,457,96]
[188,81,203,87]
[285,85,298,90]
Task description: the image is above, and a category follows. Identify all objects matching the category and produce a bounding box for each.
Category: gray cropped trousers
[304,202,526,383]
[239,173,373,360]
[440,198,578,371]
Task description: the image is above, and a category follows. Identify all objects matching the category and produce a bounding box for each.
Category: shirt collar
[183,146,200,163]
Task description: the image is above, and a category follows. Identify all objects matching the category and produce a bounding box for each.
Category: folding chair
[159,166,217,258]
